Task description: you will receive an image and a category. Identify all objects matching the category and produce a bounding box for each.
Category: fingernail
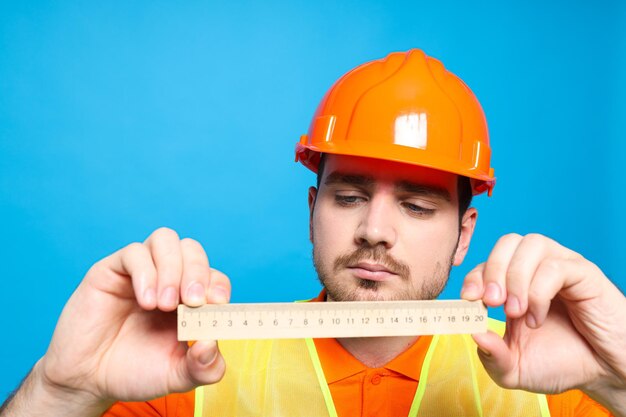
[526,312,537,328]
[485,283,501,301]
[506,295,520,315]
[143,287,156,307]
[461,282,478,298]
[160,286,178,308]
[210,286,229,304]
[186,282,206,306]
[198,344,218,366]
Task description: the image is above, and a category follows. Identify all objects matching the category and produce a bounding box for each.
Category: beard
[313,243,454,302]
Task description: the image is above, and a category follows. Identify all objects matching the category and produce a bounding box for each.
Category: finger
[104,242,158,310]
[180,238,211,306]
[501,234,552,318]
[207,268,232,304]
[526,257,586,328]
[169,340,226,392]
[144,228,183,312]
[472,331,518,389]
[482,234,523,307]
[461,263,485,300]
[504,234,575,319]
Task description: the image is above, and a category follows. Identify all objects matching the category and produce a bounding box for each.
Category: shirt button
[371,374,382,385]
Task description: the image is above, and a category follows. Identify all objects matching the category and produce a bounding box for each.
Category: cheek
[400,218,459,261]
[312,205,355,253]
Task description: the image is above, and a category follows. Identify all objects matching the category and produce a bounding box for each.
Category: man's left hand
[461,233,626,416]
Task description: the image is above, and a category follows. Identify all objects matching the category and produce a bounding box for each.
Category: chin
[329,280,413,302]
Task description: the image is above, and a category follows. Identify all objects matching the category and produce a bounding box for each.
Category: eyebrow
[396,180,451,202]
[324,172,374,187]
[324,171,452,202]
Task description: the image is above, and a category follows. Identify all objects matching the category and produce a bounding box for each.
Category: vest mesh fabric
[197,320,549,416]
[197,339,330,417]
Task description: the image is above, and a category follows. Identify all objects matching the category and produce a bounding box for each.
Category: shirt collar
[311,289,433,383]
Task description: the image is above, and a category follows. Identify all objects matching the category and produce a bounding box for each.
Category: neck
[322,292,420,367]
[336,335,419,368]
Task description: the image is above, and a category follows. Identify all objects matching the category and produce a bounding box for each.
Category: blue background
[1,0,624,400]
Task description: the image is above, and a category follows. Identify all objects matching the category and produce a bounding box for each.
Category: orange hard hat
[295,49,496,196]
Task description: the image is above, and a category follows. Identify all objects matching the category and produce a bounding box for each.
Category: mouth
[347,262,398,281]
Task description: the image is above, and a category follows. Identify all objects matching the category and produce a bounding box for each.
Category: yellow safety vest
[195,319,550,416]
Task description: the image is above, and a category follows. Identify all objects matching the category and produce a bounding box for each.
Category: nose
[354,195,398,249]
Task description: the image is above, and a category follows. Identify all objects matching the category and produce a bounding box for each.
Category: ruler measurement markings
[178,300,487,340]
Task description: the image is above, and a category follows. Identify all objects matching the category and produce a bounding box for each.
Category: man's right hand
[4,228,231,416]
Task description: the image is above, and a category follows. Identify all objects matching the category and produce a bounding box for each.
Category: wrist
[583,378,626,417]
[37,358,114,414]
[2,359,113,417]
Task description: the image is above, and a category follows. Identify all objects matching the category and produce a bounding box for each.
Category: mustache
[333,245,410,280]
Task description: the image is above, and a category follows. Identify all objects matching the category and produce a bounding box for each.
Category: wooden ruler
[177,299,487,340]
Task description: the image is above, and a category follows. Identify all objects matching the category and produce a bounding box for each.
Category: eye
[402,202,435,216]
[335,194,366,206]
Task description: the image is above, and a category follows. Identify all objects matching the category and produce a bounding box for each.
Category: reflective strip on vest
[196,319,550,416]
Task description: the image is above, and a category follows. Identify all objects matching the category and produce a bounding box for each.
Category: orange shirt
[313,334,431,416]
[105,294,612,417]
[104,340,612,417]
[313,334,612,417]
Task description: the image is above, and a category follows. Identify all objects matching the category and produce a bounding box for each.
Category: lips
[347,262,397,281]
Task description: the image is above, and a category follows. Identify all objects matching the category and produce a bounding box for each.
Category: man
[2,49,625,416]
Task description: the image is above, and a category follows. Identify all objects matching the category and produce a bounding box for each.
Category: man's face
[309,154,477,302]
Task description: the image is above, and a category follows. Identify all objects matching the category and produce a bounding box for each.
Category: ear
[308,186,318,243]
[453,207,478,266]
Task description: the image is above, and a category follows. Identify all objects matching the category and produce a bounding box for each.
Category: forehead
[321,154,459,192]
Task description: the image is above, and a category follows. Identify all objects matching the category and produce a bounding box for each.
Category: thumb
[472,331,518,389]
[170,340,226,392]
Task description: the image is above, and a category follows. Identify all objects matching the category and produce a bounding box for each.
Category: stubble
[313,244,454,302]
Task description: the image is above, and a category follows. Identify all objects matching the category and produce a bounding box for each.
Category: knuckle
[568,250,585,262]
[499,233,522,244]
[492,235,513,251]
[504,263,525,287]
[181,238,208,258]
[87,259,108,278]
[210,268,231,285]
[539,257,562,274]
[582,258,602,275]
[465,269,482,281]
[181,240,210,269]
[153,227,180,241]
[464,263,485,282]
[484,260,508,278]
[124,241,146,256]
[185,263,211,282]
[522,233,547,246]
[156,266,181,283]
[527,285,546,305]
[181,237,200,247]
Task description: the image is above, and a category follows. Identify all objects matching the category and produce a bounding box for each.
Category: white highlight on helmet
[394,113,427,149]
